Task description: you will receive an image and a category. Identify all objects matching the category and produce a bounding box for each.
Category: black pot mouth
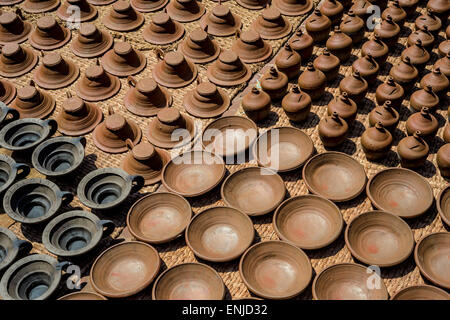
[0,119,56,152]
[0,228,20,271]
[0,155,16,194]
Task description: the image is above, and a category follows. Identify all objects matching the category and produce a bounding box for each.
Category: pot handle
[155,48,164,61]
[45,119,58,137]
[6,107,20,121]
[75,136,87,148]
[130,175,145,193]
[14,163,30,180]
[127,76,137,87]
[59,191,74,206]
[99,220,115,238]
[14,239,32,255]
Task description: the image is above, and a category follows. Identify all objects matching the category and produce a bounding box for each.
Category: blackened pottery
[0,227,32,273]
[0,154,29,196]
[0,104,19,125]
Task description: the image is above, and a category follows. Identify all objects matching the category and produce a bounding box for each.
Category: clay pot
[0,43,38,78]
[143,12,184,45]
[298,62,327,100]
[313,49,340,82]
[274,43,300,80]
[361,122,393,160]
[410,85,439,113]
[0,80,16,106]
[405,107,438,143]
[319,0,343,25]
[352,54,379,84]
[11,81,55,119]
[374,15,400,47]
[260,67,288,101]
[232,29,272,64]
[0,154,29,196]
[437,143,450,178]
[407,26,435,52]
[339,71,368,103]
[0,10,32,45]
[272,0,313,16]
[382,0,406,26]
[389,56,418,90]
[281,85,311,122]
[350,0,372,22]
[0,104,19,124]
[361,35,389,65]
[153,50,197,88]
[326,27,352,62]
[34,52,79,90]
[401,39,430,69]
[318,112,348,148]
[340,10,364,44]
[200,4,241,37]
[76,60,121,101]
[439,40,450,57]
[242,87,271,122]
[183,78,230,118]
[146,107,195,148]
[398,0,419,15]
[375,76,404,109]
[166,0,205,22]
[420,68,449,98]
[57,0,97,22]
[0,227,31,273]
[415,9,442,35]
[130,0,168,12]
[102,40,146,77]
[236,0,268,10]
[252,6,291,40]
[327,92,357,124]
[71,23,113,58]
[444,124,450,143]
[392,285,450,300]
[207,50,250,87]
[58,292,107,300]
[29,16,71,50]
[368,100,399,132]
[427,0,450,21]
[103,0,144,32]
[305,9,331,43]
[288,28,314,62]
[21,0,61,13]
[179,27,220,64]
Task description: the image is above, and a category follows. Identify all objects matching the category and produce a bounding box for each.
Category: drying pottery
[273,195,343,249]
[410,85,439,113]
[207,50,250,87]
[318,112,348,147]
[3,178,72,225]
[71,23,113,58]
[103,0,144,32]
[319,0,343,25]
[312,263,389,300]
[101,41,146,77]
[0,105,19,125]
[0,227,31,273]
[361,122,393,161]
[352,54,379,85]
[420,68,449,98]
[162,151,225,197]
[392,285,450,300]
[179,27,220,64]
[127,192,191,244]
[350,0,371,20]
[43,210,114,257]
[0,43,38,78]
[439,40,450,57]
[375,76,404,110]
[21,0,61,13]
[397,131,429,168]
[58,292,107,300]
[0,10,32,45]
[389,56,418,90]
[444,124,450,143]
[152,263,225,300]
[368,101,399,132]
[222,166,285,216]
[313,49,340,82]
[186,206,254,262]
[298,62,327,100]
[415,9,441,35]
[260,67,288,101]
[326,92,357,124]
[239,241,312,300]
[34,52,79,90]
[427,0,450,20]
[405,107,438,143]
[200,4,241,37]
[438,185,450,226]
[398,0,418,15]
[305,8,331,43]
[407,26,435,51]
[242,87,271,122]
[339,71,368,103]
[183,79,230,118]
[382,0,406,26]
[374,15,400,47]
[275,43,301,80]
[143,12,184,45]
[361,35,389,65]
[437,143,450,179]
[273,0,313,16]
[326,27,352,62]
[236,0,268,10]
[303,152,367,202]
[153,50,197,88]
[0,80,16,106]
[288,28,314,62]
[130,0,168,12]
[401,39,430,69]
[167,0,205,22]
[281,85,311,122]
[57,0,97,22]
[232,29,271,64]
[251,6,291,40]
[340,10,364,44]
[29,16,71,50]
[415,232,450,289]
[11,81,55,119]
[91,241,160,298]
[0,154,29,197]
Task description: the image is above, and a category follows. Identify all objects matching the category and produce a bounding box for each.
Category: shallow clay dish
[127,192,192,244]
[152,263,225,300]
[162,151,225,197]
[90,241,160,298]
[273,195,343,250]
[58,292,107,300]
[415,232,450,290]
[437,185,450,226]
[392,285,450,300]
[303,152,367,202]
[239,241,312,299]
[345,211,414,267]
[253,127,314,172]
[186,206,254,262]
[366,168,433,218]
[221,167,285,216]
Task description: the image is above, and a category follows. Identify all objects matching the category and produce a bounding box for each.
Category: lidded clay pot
[340,10,364,44]
[407,26,435,52]
[57,0,97,22]
[410,85,439,113]
[420,67,449,98]
[200,3,242,37]
[242,87,271,122]
[381,0,406,26]
[319,0,344,25]
[368,100,400,132]
[71,23,113,58]
[232,29,272,64]
[405,107,439,142]
[437,143,450,178]
[375,76,404,109]
[439,40,450,57]
[103,0,145,32]
[0,79,16,105]
[11,80,55,119]
[326,26,353,62]
[361,122,393,161]
[272,0,313,16]
[389,56,418,90]
[143,12,185,45]
[236,0,269,10]
[361,35,389,65]
[305,9,332,43]
[252,6,291,40]
[0,10,32,45]
[260,66,288,101]
[427,0,450,21]
[179,27,220,64]
[93,107,142,153]
[275,43,301,80]
[281,85,311,122]
[397,131,429,168]
[130,0,168,12]
[339,71,368,103]
[415,9,442,35]
[397,0,419,15]
[374,15,400,47]
[352,54,379,84]
[21,0,61,13]
[313,49,340,82]
[101,40,146,77]
[166,0,206,22]
[29,16,71,50]
[327,92,357,125]
[434,53,450,77]
[153,50,197,88]
[288,28,314,62]
[318,112,349,147]
[298,62,327,100]
[34,52,79,90]
[0,43,38,78]
[350,0,371,21]
[401,39,430,69]
[124,76,172,117]
[206,50,251,87]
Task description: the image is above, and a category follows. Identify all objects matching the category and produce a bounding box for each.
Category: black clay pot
[0,227,32,273]
[0,154,29,196]
[0,105,19,126]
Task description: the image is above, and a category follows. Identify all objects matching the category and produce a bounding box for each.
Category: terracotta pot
[389,56,418,90]
[179,27,220,64]
[143,12,185,45]
[252,6,291,40]
[405,107,439,143]
[444,124,450,143]
[305,9,331,43]
[326,26,352,62]
[0,154,29,196]
[58,292,107,300]
[420,67,449,98]
[381,0,406,26]
[298,62,327,100]
[236,0,268,10]
[327,92,357,124]
[407,26,435,52]
[0,43,38,78]
[103,0,144,31]
[350,0,372,22]
[29,16,71,50]
[288,28,314,62]
[375,76,404,109]
[232,29,272,64]
[0,227,31,273]
[398,0,419,15]
[153,50,197,88]
[427,0,450,21]
[361,122,393,160]
[272,0,313,16]
[260,67,288,101]
[39,98,87,136]
[76,60,121,101]
[88,0,117,4]
[242,87,271,122]
[318,112,348,147]
[401,39,430,69]
[275,43,301,79]
[339,71,368,103]
[206,50,251,87]
[313,49,339,82]
[352,54,379,84]
[21,0,61,13]
[57,0,97,22]
[101,40,146,77]
[415,9,442,35]
[0,79,16,106]
[320,0,343,25]
[340,10,364,44]
[129,0,168,12]
[436,143,450,178]
[439,40,450,57]
[374,15,400,47]
[410,85,439,113]
[34,52,79,90]
[281,85,311,122]
[392,285,450,300]
[361,35,389,65]
[11,81,55,119]
[0,10,32,45]
[166,0,205,22]
[71,23,113,58]
[200,4,241,37]
[368,100,399,132]
[0,104,19,125]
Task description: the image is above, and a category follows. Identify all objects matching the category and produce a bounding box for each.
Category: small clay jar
[415,9,442,35]
[326,27,353,62]
[21,0,61,13]
[407,26,435,52]
[305,9,332,43]
[444,124,450,143]
[34,52,79,90]
[143,12,185,45]
[405,107,439,143]
[368,100,400,132]
[437,143,450,178]
[350,0,371,22]
[375,76,404,109]
[427,0,450,21]
[29,16,71,51]
[252,6,291,40]
[327,92,357,125]
[0,10,32,45]
[57,0,98,23]
[0,43,38,78]
[288,29,314,62]
[410,85,439,113]
[361,122,393,161]
[11,81,56,119]
[71,23,114,59]
[298,62,327,100]
[206,50,251,87]
[242,87,271,122]
[401,39,430,70]
[434,53,450,78]
[313,49,340,82]
[381,0,406,26]
[374,15,401,47]
[281,85,311,122]
[340,10,365,44]
[339,71,368,103]
[102,40,147,77]
[397,131,429,168]
[180,27,220,64]
[318,112,348,148]
[389,56,418,91]
[361,35,389,65]
[398,0,419,15]
[232,29,272,64]
[153,50,198,88]
[0,79,16,105]
[275,43,301,80]
[130,0,168,12]
[200,4,242,37]
[166,0,206,23]
[352,54,379,85]
[272,0,313,16]
[439,40,450,57]
[319,0,344,25]
[420,68,449,99]
[260,67,288,101]
[102,0,145,32]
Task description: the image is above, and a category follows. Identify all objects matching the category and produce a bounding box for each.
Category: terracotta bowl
[392,285,450,300]
[366,168,433,218]
[415,232,450,290]
[162,151,226,197]
[437,185,450,226]
[239,241,312,299]
[312,263,389,300]
[127,192,192,244]
[186,206,254,262]
[58,292,107,300]
[345,211,415,267]
[221,167,286,216]
[152,263,225,300]
[303,152,367,202]
[273,195,343,250]
[202,116,258,158]
[0,227,32,273]
[90,241,161,298]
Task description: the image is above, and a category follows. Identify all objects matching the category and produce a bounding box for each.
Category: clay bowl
[345,211,414,267]
[253,127,314,172]
[221,167,286,216]
[239,241,312,299]
[161,151,226,197]
[186,206,254,262]
[303,152,367,202]
[0,154,29,196]
[201,116,258,158]
[273,195,343,250]
[31,136,85,177]
[58,292,107,300]
[127,192,192,244]
[90,241,160,298]
[392,285,450,300]
[415,232,450,290]
[437,185,450,226]
[0,227,32,273]
[77,168,144,210]
[366,168,433,218]
[43,210,115,258]
[312,263,389,300]
[152,263,225,300]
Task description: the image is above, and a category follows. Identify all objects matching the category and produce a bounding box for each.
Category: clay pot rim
[57,291,107,300]
[71,27,114,59]
[273,194,343,250]
[273,0,313,16]
[437,185,450,227]
[57,99,104,136]
[166,0,206,22]
[391,284,450,300]
[143,19,185,45]
[0,18,32,45]
[0,46,39,78]
[0,154,28,194]
[200,8,242,37]
[101,47,147,77]
[21,0,62,14]
[130,0,169,12]
[29,22,72,51]
[183,83,230,118]
[206,59,251,87]
[34,57,80,90]
[76,69,121,102]
[57,1,98,22]
[0,80,17,105]
[13,87,56,119]
[102,8,145,32]
[0,226,29,272]
[344,210,415,267]
[90,241,161,298]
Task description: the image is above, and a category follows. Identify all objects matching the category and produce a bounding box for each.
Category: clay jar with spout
[0,43,38,78]
[407,27,435,52]
[339,71,368,103]
[101,41,146,77]
[281,85,311,122]
[180,27,220,64]
[153,50,198,88]
[318,112,348,148]
[143,12,185,45]
[398,0,419,15]
[260,67,288,101]
[11,81,56,119]
[382,0,406,26]
[410,85,439,113]
[57,0,97,23]
[0,10,32,45]
[305,9,332,43]
[327,92,357,125]
[437,144,450,178]
[275,43,301,80]
[326,27,353,62]
[298,62,327,100]
[397,132,429,168]
[320,0,344,25]
[361,35,389,65]
[29,16,71,50]
[252,6,291,40]
[361,122,393,161]
[103,0,144,32]
[352,54,379,85]
[200,4,242,37]
[415,9,441,35]
[34,52,79,90]
[427,0,450,21]
[183,79,230,118]
[21,0,61,13]
[288,29,314,62]
[375,76,404,110]
[340,10,364,44]
[232,29,272,64]
[368,101,400,132]
[389,57,418,91]
[242,87,271,122]
[166,0,206,23]
[405,107,439,143]
[71,23,114,59]
[420,68,449,99]
[206,50,251,87]
[313,49,340,82]
[401,39,430,70]
[435,53,450,78]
